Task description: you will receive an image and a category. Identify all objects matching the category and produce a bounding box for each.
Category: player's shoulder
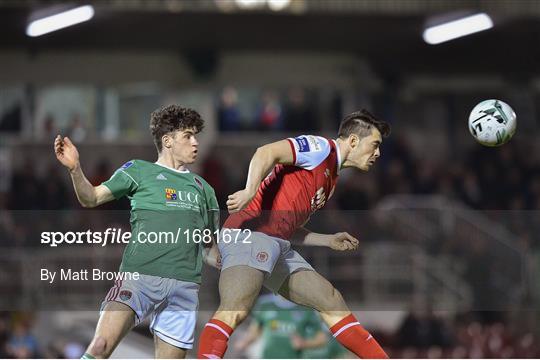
[112,159,142,174]
[288,135,333,170]
[288,135,331,153]
[120,159,154,168]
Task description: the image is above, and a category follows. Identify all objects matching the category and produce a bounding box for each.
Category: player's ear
[349,134,359,148]
[162,134,172,149]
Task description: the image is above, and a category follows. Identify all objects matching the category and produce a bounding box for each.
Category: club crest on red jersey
[119,290,132,301]
[256,251,269,263]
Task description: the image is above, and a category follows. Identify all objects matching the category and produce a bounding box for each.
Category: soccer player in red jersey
[198,109,391,359]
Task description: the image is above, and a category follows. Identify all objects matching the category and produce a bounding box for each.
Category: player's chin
[358,164,370,172]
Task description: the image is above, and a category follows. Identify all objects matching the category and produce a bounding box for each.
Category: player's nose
[374,148,380,158]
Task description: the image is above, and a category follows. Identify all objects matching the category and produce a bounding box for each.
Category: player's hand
[329,232,359,251]
[291,334,305,350]
[54,135,80,172]
[227,188,256,213]
[203,244,222,269]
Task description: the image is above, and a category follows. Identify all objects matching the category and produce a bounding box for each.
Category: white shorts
[218,230,314,292]
[101,273,199,349]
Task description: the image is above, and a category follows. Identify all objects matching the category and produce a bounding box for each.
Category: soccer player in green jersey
[54,105,219,359]
[235,294,328,359]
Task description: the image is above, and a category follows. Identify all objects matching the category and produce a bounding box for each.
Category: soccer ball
[468,99,516,147]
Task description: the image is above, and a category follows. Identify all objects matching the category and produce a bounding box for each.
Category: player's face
[348,128,382,171]
[165,128,199,164]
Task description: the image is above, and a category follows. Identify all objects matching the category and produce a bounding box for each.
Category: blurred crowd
[0,312,85,359]
[1,310,537,359]
[1,113,539,358]
[385,310,539,359]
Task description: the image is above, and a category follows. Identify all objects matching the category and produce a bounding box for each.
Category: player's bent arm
[244,140,294,194]
[228,139,295,212]
[293,227,359,251]
[292,227,332,247]
[296,331,328,350]
[69,165,114,208]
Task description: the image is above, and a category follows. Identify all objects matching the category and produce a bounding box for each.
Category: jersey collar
[154,161,190,174]
[332,139,342,174]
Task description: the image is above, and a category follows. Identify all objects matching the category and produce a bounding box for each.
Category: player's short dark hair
[338,109,391,139]
[150,105,204,152]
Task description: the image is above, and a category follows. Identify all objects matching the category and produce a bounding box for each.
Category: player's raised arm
[54,135,114,208]
[227,139,293,213]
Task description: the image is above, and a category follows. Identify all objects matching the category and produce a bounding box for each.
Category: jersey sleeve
[101,160,139,199]
[287,135,331,170]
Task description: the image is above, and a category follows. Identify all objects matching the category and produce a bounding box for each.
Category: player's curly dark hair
[338,109,391,139]
[150,105,204,153]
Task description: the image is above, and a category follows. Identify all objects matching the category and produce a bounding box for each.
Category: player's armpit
[94,184,115,206]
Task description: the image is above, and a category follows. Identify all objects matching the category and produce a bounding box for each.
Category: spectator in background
[0,104,22,133]
[202,149,229,207]
[9,159,42,210]
[396,306,453,350]
[6,321,40,358]
[218,86,241,131]
[90,159,112,186]
[284,87,314,131]
[66,113,87,143]
[40,163,68,210]
[257,91,283,131]
[41,114,57,141]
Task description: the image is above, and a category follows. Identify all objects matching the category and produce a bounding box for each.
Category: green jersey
[252,295,322,359]
[102,159,219,283]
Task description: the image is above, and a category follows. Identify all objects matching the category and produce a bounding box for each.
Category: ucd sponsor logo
[165,188,177,201]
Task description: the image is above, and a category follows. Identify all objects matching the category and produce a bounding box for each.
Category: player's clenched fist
[226,188,256,213]
[329,232,359,251]
[54,135,80,172]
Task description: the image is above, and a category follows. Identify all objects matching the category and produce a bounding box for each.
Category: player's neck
[335,138,350,169]
[156,153,187,172]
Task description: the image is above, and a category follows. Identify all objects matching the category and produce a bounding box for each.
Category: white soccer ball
[468,99,516,147]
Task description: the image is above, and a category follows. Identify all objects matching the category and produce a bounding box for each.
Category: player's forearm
[295,228,332,247]
[244,147,278,194]
[69,164,98,208]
